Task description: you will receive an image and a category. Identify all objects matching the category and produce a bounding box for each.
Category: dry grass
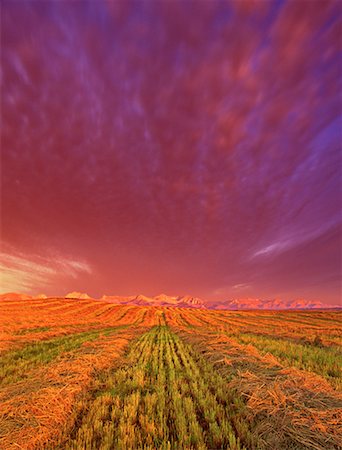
[0,300,160,354]
[0,299,341,449]
[178,328,342,449]
[231,368,342,450]
[0,329,142,449]
[62,326,256,450]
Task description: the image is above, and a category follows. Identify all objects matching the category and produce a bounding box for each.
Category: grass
[177,328,342,449]
[236,332,342,388]
[14,326,51,335]
[0,327,138,450]
[0,326,125,387]
[0,300,341,450]
[65,326,261,450]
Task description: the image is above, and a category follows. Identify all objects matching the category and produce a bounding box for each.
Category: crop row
[0,326,140,450]
[0,326,128,387]
[166,309,342,389]
[177,328,342,449]
[65,326,260,450]
[236,332,341,388]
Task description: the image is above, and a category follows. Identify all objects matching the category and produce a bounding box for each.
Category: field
[0,298,341,449]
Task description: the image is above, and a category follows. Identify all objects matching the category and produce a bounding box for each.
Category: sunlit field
[0,298,341,449]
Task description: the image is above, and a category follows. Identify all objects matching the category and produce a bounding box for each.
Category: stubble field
[0,298,341,449]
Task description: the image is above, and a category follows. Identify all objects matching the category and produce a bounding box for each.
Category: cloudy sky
[2,0,341,305]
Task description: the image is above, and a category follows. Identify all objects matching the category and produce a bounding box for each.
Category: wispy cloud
[2,1,340,304]
[251,218,342,259]
[252,241,292,258]
[55,258,92,278]
[0,247,91,294]
[232,283,250,290]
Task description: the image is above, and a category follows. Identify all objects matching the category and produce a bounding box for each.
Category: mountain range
[0,292,337,310]
[100,294,205,308]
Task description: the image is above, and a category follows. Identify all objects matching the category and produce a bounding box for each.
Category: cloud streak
[0,247,92,294]
[1,0,341,304]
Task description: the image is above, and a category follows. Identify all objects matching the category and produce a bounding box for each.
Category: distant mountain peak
[65,292,91,299]
[209,297,328,310]
[135,294,153,302]
[1,292,333,310]
[97,293,206,308]
[154,293,177,301]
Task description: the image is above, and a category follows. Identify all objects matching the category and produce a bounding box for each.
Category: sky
[1,0,341,305]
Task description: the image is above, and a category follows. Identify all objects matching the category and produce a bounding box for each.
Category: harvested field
[0,298,341,449]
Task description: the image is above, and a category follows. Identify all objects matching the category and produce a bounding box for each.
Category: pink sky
[1,0,341,306]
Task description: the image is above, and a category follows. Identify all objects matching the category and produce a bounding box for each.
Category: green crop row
[14,326,51,335]
[65,326,261,450]
[235,332,342,389]
[0,326,124,387]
